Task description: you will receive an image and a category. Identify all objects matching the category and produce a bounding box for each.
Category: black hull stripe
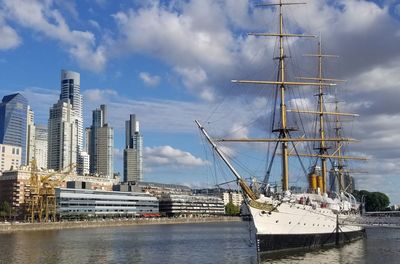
[256,229,366,254]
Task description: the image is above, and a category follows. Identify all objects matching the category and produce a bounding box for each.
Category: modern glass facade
[0,93,28,165]
[60,70,83,168]
[87,105,114,178]
[56,188,159,218]
[159,194,225,217]
[123,114,143,182]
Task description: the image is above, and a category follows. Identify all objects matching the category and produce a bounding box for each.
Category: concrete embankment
[0,216,242,232]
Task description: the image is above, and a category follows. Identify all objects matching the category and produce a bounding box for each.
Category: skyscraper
[60,70,83,169]
[0,93,28,165]
[26,106,35,165]
[123,114,143,182]
[47,99,77,172]
[87,105,114,178]
[34,124,48,170]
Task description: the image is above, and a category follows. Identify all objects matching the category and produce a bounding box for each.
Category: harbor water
[0,221,399,264]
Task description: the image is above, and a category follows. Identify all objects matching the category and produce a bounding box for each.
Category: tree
[352,190,390,212]
[0,201,11,220]
[225,202,240,216]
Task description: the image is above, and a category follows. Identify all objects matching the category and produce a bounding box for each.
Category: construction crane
[27,160,75,223]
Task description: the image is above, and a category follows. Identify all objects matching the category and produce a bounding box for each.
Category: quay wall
[0,216,241,232]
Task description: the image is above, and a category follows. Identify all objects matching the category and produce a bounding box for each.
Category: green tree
[352,190,390,212]
[0,201,11,220]
[225,202,240,216]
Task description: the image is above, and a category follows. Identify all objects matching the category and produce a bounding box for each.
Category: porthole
[276,220,279,223]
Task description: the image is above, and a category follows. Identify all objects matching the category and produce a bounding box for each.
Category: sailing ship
[196,0,366,257]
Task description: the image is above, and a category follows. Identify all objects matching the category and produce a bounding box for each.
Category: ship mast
[334,99,345,191]
[317,40,327,193]
[232,1,336,192]
[278,1,289,191]
[297,37,350,193]
[297,38,367,193]
[308,38,341,193]
[199,1,361,196]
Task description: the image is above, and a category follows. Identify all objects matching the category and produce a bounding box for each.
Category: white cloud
[1,0,106,72]
[351,62,400,92]
[139,72,160,87]
[88,19,100,30]
[144,145,207,169]
[83,89,117,103]
[0,19,21,50]
[111,1,238,99]
[228,122,249,139]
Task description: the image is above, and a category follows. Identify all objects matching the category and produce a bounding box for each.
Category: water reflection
[0,223,257,264]
[0,224,399,264]
[260,239,366,264]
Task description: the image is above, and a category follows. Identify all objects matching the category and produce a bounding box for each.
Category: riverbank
[0,216,242,232]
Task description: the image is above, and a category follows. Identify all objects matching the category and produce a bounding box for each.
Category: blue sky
[1,0,400,204]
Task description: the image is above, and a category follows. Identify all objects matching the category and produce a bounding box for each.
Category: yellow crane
[27,161,75,223]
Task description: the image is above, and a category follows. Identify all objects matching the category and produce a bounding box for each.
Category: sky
[1,0,400,204]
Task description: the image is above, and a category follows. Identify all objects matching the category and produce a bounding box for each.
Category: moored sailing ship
[196,0,366,257]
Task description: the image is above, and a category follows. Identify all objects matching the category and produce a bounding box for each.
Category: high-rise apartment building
[78,151,90,175]
[0,144,22,172]
[47,99,77,172]
[34,124,48,170]
[86,105,114,178]
[123,114,143,182]
[0,93,28,165]
[60,70,83,169]
[328,167,355,193]
[26,106,35,165]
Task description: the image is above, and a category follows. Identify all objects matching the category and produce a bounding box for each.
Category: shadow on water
[259,227,400,264]
[259,239,366,264]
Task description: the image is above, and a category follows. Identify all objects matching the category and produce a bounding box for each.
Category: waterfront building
[0,167,30,215]
[86,105,114,178]
[159,194,225,217]
[115,181,192,196]
[60,70,84,173]
[34,125,48,170]
[0,144,22,172]
[222,191,243,207]
[123,114,143,182]
[56,188,159,219]
[26,106,35,165]
[48,99,77,172]
[0,168,118,215]
[0,93,28,165]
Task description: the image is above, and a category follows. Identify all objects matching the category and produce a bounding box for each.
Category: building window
[1,146,4,153]
[16,149,19,155]
[12,148,15,154]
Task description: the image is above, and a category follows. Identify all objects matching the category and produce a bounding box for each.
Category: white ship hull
[248,196,365,255]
